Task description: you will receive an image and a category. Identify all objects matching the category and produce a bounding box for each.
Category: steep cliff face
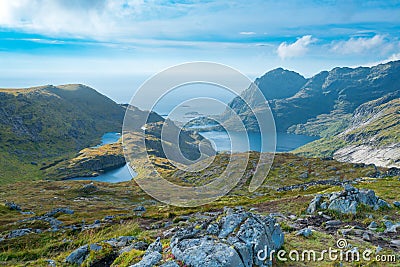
[295,93,400,167]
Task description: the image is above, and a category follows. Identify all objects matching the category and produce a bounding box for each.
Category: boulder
[45,207,74,217]
[7,228,32,239]
[296,228,312,237]
[145,237,162,255]
[393,201,400,208]
[5,201,21,211]
[306,194,322,214]
[65,245,89,265]
[367,221,378,230]
[307,186,391,215]
[130,251,162,267]
[170,208,284,267]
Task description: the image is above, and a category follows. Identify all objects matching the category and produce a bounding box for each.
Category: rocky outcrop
[170,207,284,267]
[307,185,391,214]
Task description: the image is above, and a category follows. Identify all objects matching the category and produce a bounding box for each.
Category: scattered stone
[390,240,400,247]
[65,245,89,265]
[394,201,400,208]
[385,222,400,233]
[45,207,74,217]
[132,241,148,251]
[325,220,342,227]
[376,245,382,254]
[133,206,146,212]
[368,221,378,230]
[45,259,56,267]
[362,232,370,241]
[7,228,32,239]
[299,171,309,179]
[5,201,21,211]
[81,183,98,193]
[296,228,312,237]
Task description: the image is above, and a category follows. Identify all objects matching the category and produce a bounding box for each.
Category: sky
[1,0,400,103]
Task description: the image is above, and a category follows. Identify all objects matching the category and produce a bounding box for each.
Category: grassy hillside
[0,152,398,266]
[0,84,125,184]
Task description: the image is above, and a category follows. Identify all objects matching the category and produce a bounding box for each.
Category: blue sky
[1,0,400,102]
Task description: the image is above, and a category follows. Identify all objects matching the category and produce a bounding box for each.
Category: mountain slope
[294,92,400,167]
[0,84,125,182]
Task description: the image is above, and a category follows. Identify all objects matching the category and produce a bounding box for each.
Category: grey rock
[160,261,180,267]
[326,220,342,227]
[368,221,378,230]
[299,171,309,179]
[130,251,162,267]
[65,245,89,265]
[362,232,370,241]
[296,228,312,237]
[132,241,149,251]
[328,199,357,214]
[133,206,146,212]
[7,228,32,239]
[390,240,400,247]
[218,210,249,238]
[89,243,102,251]
[45,207,74,217]
[385,222,400,233]
[170,208,284,267]
[145,237,162,255]
[5,201,21,211]
[45,259,56,267]
[374,199,391,210]
[393,201,400,208]
[307,194,322,214]
[206,223,220,235]
[307,187,392,215]
[81,183,98,193]
[172,237,244,267]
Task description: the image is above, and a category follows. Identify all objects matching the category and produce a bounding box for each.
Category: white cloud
[239,32,256,35]
[331,35,388,54]
[277,35,316,59]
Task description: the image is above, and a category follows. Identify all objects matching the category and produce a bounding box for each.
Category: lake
[70,132,136,183]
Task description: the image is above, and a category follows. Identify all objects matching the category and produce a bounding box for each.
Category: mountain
[0,84,125,183]
[295,92,400,167]
[224,60,400,133]
[0,84,215,182]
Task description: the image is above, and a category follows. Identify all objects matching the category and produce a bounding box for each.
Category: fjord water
[200,131,318,152]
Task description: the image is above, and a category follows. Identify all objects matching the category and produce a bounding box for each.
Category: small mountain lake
[71,131,318,183]
[70,132,137,183]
